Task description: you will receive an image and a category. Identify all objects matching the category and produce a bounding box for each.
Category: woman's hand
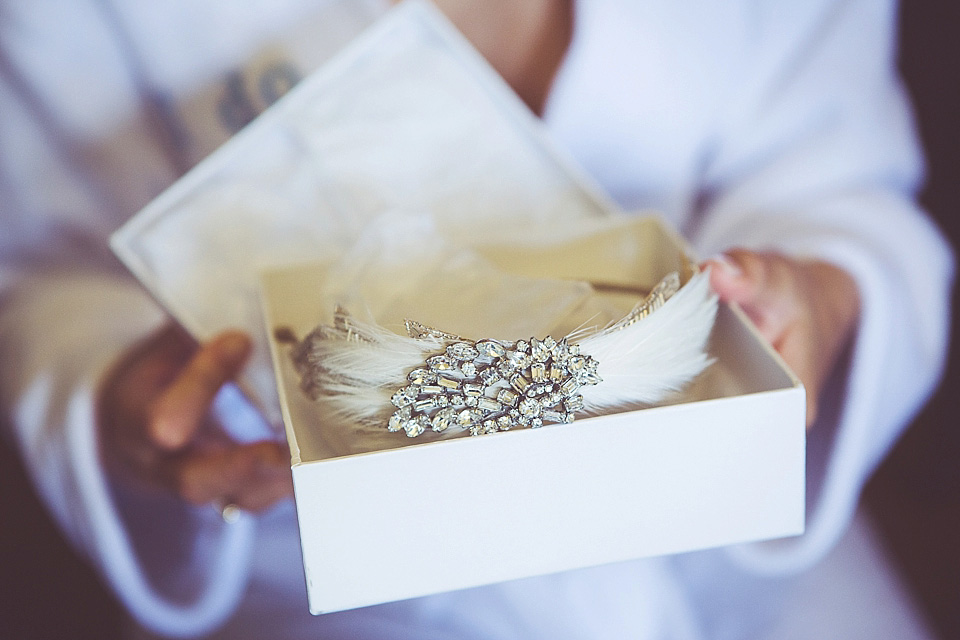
[704,250,860,428]
[97,324,293,512]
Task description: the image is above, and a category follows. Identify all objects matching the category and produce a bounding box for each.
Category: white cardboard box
[261,216,805,615]
[110,0,805,615]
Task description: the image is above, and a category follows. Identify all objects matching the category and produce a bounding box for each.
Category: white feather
[294,270,718,428]
[579,270,716,412]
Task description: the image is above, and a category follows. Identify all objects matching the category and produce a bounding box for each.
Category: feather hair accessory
[292,269,717,437]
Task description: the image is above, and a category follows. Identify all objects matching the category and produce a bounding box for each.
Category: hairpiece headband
[292,269,717,437]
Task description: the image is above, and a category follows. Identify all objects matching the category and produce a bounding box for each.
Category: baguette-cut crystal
[542,409,563,423]
[477,397,502,412]
[510,374,531,394]
[414,398,436,413]
[530,362,547,382]
[463,383,484,397]
[564,395,584,412]
[560,378,580,395]
[437,376,460,390]
[497,388,519,406]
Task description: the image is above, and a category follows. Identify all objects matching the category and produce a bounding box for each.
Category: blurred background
[1,1,958,638]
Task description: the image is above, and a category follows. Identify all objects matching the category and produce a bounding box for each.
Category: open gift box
[110,0,804,616]
[261,215,805,614]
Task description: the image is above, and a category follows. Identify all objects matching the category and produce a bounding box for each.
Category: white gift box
[111,0,805,616]
[261,215,805,614]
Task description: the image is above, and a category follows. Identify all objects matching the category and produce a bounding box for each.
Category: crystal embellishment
[385,333,601,437]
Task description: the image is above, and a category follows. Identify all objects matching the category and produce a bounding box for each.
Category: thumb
[148,331,252,450]
[703,250,793,344]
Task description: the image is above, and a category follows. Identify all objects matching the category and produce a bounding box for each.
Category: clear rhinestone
[530,338,550,362]
[530,362,547,382]
[427,355,455,371]
[391,390,413,408]
[388,407,411,432]
[568,344,581,356]
[447,342,479,361]
[450,394,466,407]
[515,340,530,352]
[414,398,436,412]
[497,388,519,406]
[560,378,580,395]
[506,350,530,370]
[437,376,460,390]
[529,417,543,428]
[463,383,484,398]
[482,420,498,434]
[510,374,531,394]
[579,371,602,385]
[479,367,501,385]
[431,408,456,432]
[547,391,564,405]
[460,361,478,378]
[465,396,478,407]
[569,356,586,372]
[403,385,420,399]
[542,409,563,423]
[509,409,521,421]
[564,395,584,412]
[542,336,557,351]
[477,397,502,412]
[404,416,426,437]
[549,365,563,381]
[476,340,506,358]
[519,398,542,417]
[469,424,483,436]
[497,415,513,430]
[458,408,482,426]
[498,361,516,376]
[563,413,575,424]
[408,368,436,385]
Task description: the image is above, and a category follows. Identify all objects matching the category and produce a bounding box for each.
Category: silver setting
[387,334,601,437]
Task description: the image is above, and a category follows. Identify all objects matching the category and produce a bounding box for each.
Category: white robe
[0,0,952,638]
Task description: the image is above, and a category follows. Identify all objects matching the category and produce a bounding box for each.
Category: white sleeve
[688,0,954,573]
[0,13,256,635]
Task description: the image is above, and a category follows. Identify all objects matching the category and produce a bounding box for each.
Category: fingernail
[708,253,743,278]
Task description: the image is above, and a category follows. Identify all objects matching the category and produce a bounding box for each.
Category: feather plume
[292,270,718,434]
